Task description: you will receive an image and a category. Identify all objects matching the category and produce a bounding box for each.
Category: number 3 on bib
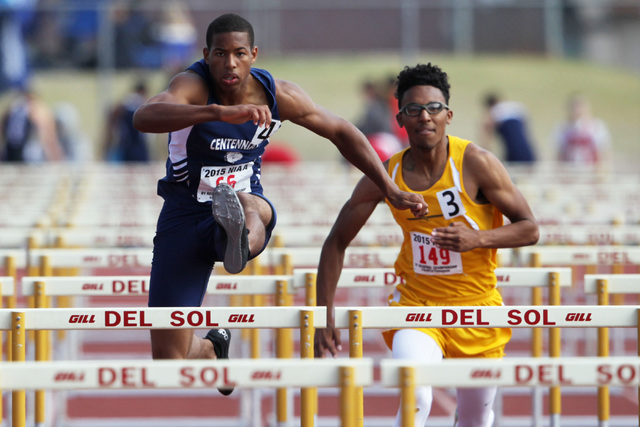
[410,231,463,275]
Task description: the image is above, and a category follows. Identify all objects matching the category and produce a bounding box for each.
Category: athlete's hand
[431,222,479,252]
[216,104,272,128]
[387,189,428,218]
[314,324,342,358]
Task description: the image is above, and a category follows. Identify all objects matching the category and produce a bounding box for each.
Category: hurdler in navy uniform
[132,13,428,394]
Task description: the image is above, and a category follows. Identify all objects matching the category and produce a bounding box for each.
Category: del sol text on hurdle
[72,310,256,327]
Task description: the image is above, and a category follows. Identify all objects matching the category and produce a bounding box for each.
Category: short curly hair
[395,63,451,108]
[206,13,255,49]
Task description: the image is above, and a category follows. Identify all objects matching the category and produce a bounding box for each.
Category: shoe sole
[212,184,247,274]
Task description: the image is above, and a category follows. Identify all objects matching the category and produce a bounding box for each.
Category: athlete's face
[397,85,452,150]
[204,32,258,93]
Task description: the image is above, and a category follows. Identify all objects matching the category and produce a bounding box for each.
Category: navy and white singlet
[149,60,281,307]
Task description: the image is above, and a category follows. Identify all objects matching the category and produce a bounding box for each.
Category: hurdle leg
[597,279,610,427]
[275,277,293,426]
[35,282,48,426]
[400,366,416,427]
[12,312,26,427]
[349,310,364,427]
[529,253,543,427]
[304,273,318,421]
[300,310,315,427]
[548,272,561,427]
[340,366,356,427]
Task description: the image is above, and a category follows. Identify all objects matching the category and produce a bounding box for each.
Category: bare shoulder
[151,70,209,105]
[465,143,506,176]
[274,78,315,122]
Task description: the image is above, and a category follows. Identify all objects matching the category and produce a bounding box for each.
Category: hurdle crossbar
[334,305,637,329]
[382,357,640,427]
[0,358,373,390]
[21,275,296,296]
[381,356,640,388]
[1,306,326,330]
[291,267,572,289]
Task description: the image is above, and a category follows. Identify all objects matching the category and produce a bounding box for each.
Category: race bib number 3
[436,187,466,220]
[410,231,463,275]
[197,163,254,202]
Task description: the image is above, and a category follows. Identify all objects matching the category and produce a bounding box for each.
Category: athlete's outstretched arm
[133,72,272,133]
[314,176,385,358]
[275,79,427,218]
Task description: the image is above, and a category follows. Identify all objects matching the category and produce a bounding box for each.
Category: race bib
[436,187,466,220]
[410,231,463,275]
[249,120,282,147]
[197,163,254,202]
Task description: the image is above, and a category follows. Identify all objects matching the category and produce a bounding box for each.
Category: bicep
[144,72,207,106]
[474,151,535,223]
[276,79,346,139]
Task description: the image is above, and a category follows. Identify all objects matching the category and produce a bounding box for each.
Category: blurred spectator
[355,79,392,136]
[554,93,611,165]
[1,87,64,162]
[354,79,403,161]
[385,75,409,147]
[113,3,154,69]
[481,92,536,163]
[103,80,150,162]
[154,1,197,73]
[0,0,34,93]
[54,101,93,162]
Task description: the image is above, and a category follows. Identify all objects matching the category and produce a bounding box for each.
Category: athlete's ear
[446,109,453,125]
[203,47,210,63]
[251,46,258,64]
[396,112,404,128]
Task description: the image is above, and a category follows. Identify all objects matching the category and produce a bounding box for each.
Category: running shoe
[205,328,234,396]
[212,184,249,274]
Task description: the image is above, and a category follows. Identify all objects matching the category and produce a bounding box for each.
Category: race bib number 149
[410,231,463,275]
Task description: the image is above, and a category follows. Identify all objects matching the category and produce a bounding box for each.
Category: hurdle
[335,305,640,427]
[380,356,640,427]
[292,266,571,427]
[3,305,324,427]
[584,274,640,427]
[0,357,373,426]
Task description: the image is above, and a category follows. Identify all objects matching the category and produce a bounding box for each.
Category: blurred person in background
[0,0,33,93]
[104,80,150,162]
[54,101,93,162]
[315,63,539,427]
[481,92,536,164]
[354,78,402,161]
[1,87,64,162]
[554,93,611,166]
[132,13,427,396]
[155,1,197,74]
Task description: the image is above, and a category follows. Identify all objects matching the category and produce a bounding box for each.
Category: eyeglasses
[400,102,449,116]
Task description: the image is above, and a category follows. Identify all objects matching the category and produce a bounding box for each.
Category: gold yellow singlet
[382,136,511,358]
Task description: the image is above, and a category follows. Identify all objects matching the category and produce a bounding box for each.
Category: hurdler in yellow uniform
[315,63,539,427]
[382,136,511,358]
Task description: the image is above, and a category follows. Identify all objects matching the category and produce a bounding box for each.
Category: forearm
[479,218,539,249]
[316,238,348,321]
[331,124,395,196]
[133,102,220,133]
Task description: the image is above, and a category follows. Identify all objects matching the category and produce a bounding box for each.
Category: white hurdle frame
[4,306,325,427]
[335,305,640,427]
[292,267,571,427]
[0,358,373,427]
[380,357,640,427]
[584,274,640,427]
